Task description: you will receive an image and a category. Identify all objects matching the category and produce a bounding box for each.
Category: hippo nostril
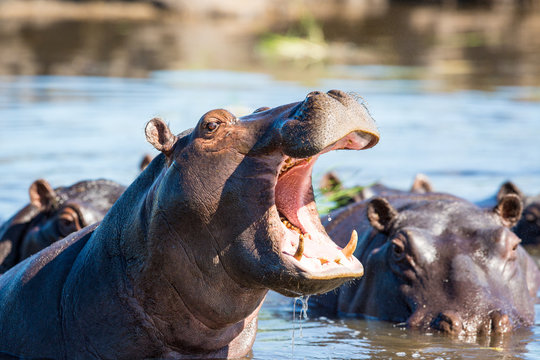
[306,91,323,98]
[432,311,463,336]
[490,311,511,334]
[327,89,347,98]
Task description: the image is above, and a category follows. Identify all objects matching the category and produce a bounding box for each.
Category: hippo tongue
[275,157,320,235]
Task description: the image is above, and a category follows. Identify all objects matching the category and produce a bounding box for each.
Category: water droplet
[291,295,310,355]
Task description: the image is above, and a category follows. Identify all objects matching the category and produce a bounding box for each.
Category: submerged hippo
[477,181,540,249]
[0,90,379,358]
[0,179,125,273]
[310,192,540,336]
[319,172,432,211]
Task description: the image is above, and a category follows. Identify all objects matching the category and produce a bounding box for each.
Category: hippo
[0,178,125,273]
[319,172,432,211]
[310,192,540,336]
[476,181,540,249]
[0,90,379,359]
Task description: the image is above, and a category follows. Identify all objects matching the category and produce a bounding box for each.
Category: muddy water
[0,70,539,359]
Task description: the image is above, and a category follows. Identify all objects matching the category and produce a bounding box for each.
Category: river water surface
[0,69,539,359]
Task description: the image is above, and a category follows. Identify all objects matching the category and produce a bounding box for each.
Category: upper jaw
[279,90,380,158]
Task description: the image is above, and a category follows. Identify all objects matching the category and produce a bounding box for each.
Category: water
[0,69,539,358]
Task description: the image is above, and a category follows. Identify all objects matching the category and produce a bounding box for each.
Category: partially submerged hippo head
[143,90,378,297]
[493,181,540,248]
[0,179,125,272]
[515,201,540,247]
[317,193,540,338]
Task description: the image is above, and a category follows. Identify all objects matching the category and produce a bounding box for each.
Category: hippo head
[357,193,537,336]
[144,90,379,297]
[515,202,540,246]
[19,179,124,261]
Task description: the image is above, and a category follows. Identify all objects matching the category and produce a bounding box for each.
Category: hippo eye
[57,208,82,237]
[205,121,220,132]
[391,236,406,261]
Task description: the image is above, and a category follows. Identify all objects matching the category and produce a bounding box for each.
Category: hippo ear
[411,173,433,193]
[139,154,153,172]
[145,118,177,157]
[319,171,343,194]
[496,181,524,202]
[29,179,58,209]
[367,197,398,233]
[494,193,523,228]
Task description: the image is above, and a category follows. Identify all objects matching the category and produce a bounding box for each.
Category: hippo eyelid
[60,204,85,228]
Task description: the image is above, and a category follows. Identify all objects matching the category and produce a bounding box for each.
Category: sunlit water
[0,69,539,359]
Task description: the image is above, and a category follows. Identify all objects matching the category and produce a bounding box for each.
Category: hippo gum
[0,179,125,273]
[0,90,379,358]
[310,192,540,337]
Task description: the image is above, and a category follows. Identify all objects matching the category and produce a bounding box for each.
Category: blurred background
[1,1,540,358]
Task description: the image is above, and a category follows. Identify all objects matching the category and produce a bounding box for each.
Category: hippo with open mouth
[310,192,540,337]
[0,90,379,359]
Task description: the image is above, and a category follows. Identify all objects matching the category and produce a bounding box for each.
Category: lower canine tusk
[293,234,304,260]
[342,230,358,258]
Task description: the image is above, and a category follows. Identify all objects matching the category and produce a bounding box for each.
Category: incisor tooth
[342,230,358,259]
[293,234,304,261]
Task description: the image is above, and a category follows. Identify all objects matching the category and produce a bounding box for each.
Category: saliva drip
[291,295,310,356]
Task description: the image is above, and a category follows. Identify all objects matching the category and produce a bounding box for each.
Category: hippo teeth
[279,156,312,177]
[342,230,358,259]
[280,216,303,235]
[293,234,305,260]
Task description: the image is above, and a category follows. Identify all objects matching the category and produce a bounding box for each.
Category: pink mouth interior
[274,132,369,275]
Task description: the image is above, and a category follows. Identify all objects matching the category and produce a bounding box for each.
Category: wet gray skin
[0,179,125,273]
[0,90,379,359]
[311,192,540,337]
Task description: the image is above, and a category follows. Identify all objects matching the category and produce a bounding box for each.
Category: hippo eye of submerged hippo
[57,206,82,236]
[391,236,406,260]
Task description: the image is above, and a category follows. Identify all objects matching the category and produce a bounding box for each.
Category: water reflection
[0,3,539,90]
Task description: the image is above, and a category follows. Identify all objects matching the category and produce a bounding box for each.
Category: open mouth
[274,131,369,282]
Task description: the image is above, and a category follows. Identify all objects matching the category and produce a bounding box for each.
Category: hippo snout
[431,310,513,336]
[280,90,379,158]
[431,311,464,336]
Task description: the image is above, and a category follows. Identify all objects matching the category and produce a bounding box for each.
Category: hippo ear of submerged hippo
[29,179,58,210]
[367,197,398,233]
[496,181,524,202]
[494,193,523,228]
[410,173,433,193]
[145,118,178,157]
